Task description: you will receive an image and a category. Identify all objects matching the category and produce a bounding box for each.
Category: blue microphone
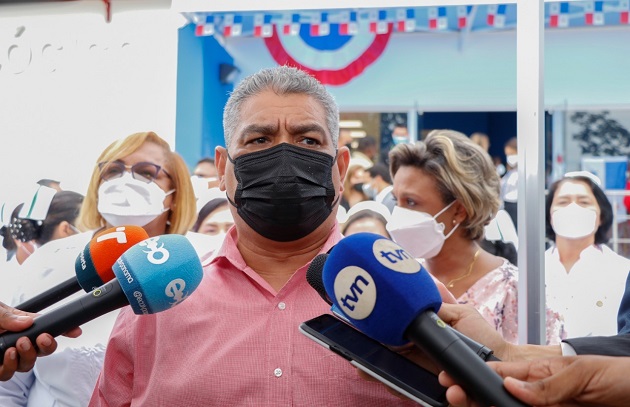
[306,253,497,362]
[322,232,529,407]
[0,234,203,361]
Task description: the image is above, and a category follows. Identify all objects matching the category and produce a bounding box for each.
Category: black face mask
[352,183,365,193]
[228,143,339,242]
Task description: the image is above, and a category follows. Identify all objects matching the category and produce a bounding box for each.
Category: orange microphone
[16,226,149,313]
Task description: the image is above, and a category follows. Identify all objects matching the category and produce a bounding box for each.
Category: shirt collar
[549,243,603,261]
[209,222,343,271]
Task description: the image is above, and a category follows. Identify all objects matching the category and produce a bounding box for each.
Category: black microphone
[16,278,83,314]
[1,234,202,362]
[320,233,528,407]
[16,226,149,313]
[306,253,498,362]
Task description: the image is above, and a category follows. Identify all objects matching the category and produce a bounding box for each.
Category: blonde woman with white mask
[545,172,630,338]
[386,130,564,345]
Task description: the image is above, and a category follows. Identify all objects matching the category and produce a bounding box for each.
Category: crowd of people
[0,65,628,406]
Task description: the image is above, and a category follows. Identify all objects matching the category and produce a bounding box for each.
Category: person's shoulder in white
[485,209,518,249]
[12,231,94,306]
[600,244,630,266]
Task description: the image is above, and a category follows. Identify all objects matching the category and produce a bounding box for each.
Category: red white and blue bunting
[263,24,391,85]
[186,1,630,85]
[190,1,630,39]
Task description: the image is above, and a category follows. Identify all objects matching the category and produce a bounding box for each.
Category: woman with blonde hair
[79,131,196,236]
[386,129,564,344]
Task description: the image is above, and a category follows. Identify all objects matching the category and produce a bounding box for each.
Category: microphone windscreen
[306,253,331,305]
[113,234,203,315]
[323,232,442,346]
[75,226,149,291]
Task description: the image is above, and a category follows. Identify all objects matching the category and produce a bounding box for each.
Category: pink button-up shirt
[89,224,416,406]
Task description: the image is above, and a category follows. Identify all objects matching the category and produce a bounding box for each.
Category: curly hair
[389,129,501,241]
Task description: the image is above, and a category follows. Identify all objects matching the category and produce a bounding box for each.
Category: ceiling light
[339,120,363,129]
[350,130,366,138]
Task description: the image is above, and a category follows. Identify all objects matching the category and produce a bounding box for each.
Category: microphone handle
[406,311,529,407]
[0,280,128,362]
[448,326,499,361]
[16,277,82,313]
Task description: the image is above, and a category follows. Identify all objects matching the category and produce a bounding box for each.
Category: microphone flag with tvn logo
[318,233,531,407]
[323,232,441,346]
[112,234,203,315]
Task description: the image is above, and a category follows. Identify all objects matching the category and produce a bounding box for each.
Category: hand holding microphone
[16,226,149,313]
[319,232,529,407]
[0,301,80,381]
[1,233,203,362]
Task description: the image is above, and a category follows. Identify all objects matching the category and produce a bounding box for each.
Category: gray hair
[223,66,339,148]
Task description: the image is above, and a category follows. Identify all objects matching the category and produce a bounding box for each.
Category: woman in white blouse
[545,171,630,338]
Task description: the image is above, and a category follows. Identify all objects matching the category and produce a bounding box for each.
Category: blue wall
[423,112,517,160]
[176,24,233,170]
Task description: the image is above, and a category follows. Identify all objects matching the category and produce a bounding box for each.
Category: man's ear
[215,146,228,192]
[336,146,351,193]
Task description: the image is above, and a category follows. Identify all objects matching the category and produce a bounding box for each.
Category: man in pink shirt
[89,66,416,406]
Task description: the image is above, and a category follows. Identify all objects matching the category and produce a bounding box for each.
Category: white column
[407,108,418,143]
[516,0,546,345]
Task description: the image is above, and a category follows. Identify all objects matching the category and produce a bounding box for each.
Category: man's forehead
[238,96,330,126]
[241,91,324,113]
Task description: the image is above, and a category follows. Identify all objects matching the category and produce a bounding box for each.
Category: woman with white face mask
[386,130,564,345]
[545,172,630,339]
[191,197,234,253]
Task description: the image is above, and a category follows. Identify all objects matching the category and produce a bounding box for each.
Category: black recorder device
[300,313,449,407]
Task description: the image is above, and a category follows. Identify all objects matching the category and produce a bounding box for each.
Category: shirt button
[278,302,286,310]
[596,300,603,307]
[274,368,283,377]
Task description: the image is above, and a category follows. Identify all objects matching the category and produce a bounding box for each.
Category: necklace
[446,249,480,288]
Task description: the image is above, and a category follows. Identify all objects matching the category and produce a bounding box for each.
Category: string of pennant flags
[190,1,630,38]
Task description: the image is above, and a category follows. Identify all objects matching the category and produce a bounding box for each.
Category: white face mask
[362,183,378,200]
[393,135,409,146]
[204,231,227,251]
[190,175,218,199]
[98,173,175,227]
[506,154,518,168]
[551,202,598,239]
[386,201,458,259]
